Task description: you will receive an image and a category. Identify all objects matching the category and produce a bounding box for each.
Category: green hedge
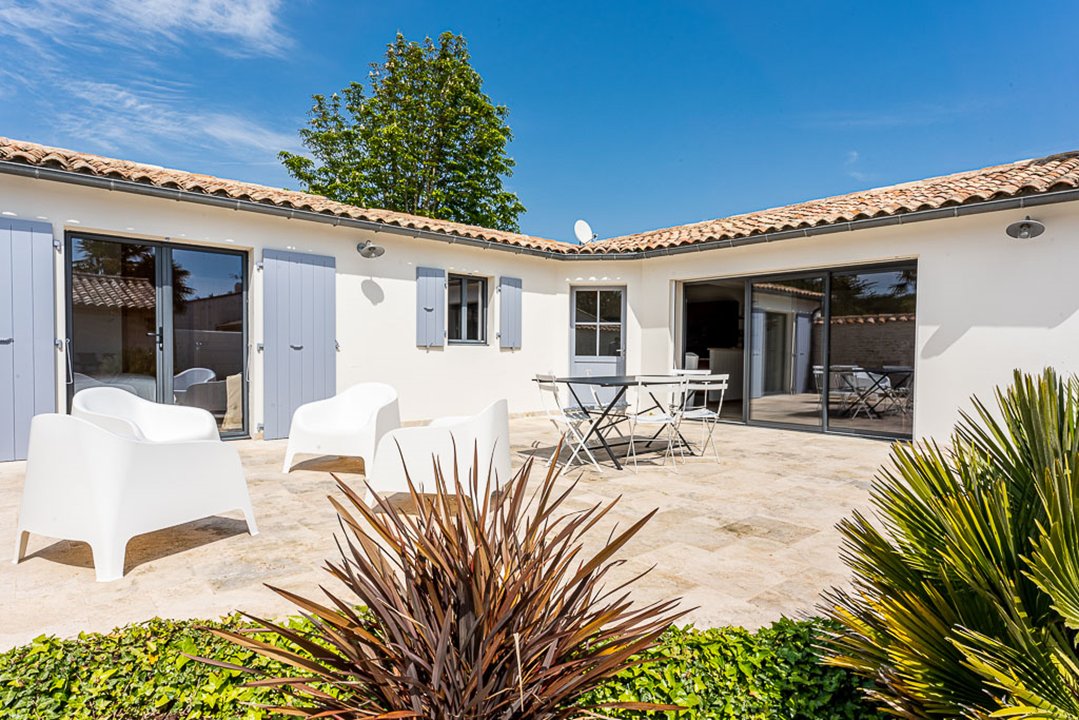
[582,618,882,720]
[0,615,880,720]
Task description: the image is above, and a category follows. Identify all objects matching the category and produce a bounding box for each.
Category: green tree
[280,32,526,231]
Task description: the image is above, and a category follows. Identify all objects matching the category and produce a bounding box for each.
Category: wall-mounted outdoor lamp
[1005,216,1045,239]
[357,240,386,258]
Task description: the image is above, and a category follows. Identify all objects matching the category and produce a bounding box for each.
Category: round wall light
[357,240,386,258]
[1005,216,1045,239]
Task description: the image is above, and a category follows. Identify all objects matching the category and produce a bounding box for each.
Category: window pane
[827,267,916,437]
[574,325,597,356]
[599,290,622,322]
[748,277,824,428]
[465,278,484,341]
[598,324,622,357]
[69,237,159,402]
[447,276,463,340]
[575,291,597,322]
[171,248,245,432]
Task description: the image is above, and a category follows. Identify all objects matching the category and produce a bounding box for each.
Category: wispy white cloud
[804,100,993,130]
[0,0,290,56]
[54,79,299,161]
[0,0,299,183]
[843,150,873,183]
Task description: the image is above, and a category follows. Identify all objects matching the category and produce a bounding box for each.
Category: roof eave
[2,159,1078,261]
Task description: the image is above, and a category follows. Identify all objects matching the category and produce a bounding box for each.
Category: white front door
[570,287,626,404]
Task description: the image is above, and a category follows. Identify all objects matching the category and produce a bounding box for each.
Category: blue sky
[1,1,1077,243]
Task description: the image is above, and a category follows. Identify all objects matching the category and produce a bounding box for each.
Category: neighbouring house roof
[71,272,156,310]
[2,137,1078,257]
[582,152,1079,254]
[825,313,916,325]
[0,137,572,254]
[754,282,824,299]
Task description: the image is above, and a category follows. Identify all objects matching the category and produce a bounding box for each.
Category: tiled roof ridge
[0,137,573,254]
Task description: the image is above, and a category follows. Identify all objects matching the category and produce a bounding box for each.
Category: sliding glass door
[682,261,917,439]
[748,276,825,428]
[67,233,248,435]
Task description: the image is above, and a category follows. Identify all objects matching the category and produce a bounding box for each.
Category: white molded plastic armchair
[283,383,401,473]
[13,414,257,582]
[173,367,216,393]
[72,387,220,442]
[365,399,511,505]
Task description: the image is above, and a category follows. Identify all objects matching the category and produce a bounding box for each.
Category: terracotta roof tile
[584,152,1079,253]
[0,137,573,254]
[2,137,1078,256]
[71,273,156,310]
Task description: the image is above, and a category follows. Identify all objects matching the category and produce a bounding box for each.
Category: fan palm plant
[824,369,1079,719]
[202,446,685,719]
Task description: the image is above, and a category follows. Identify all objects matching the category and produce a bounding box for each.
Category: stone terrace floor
[0,418,895,650]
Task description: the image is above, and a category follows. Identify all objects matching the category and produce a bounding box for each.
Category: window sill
[447,340,489,346]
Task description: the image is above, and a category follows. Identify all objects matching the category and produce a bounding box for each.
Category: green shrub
[581,617,881,720]
[0,615,876,719]
[825,368,1079,719]
[0,614,308,720]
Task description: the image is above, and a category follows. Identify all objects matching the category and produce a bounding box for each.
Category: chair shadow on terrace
[20,515,251,577]
[519,434,685,469]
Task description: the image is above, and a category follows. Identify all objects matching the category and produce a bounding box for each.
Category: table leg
[570,385,627,470]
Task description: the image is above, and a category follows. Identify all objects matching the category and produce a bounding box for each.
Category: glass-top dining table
[541,374,726,470]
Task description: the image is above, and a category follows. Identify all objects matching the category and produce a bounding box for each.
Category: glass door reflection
[748,277,825,428]
[69,237,160,401]
[170,248,246,434]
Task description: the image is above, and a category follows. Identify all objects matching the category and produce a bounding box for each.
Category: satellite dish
[574,219,597,244]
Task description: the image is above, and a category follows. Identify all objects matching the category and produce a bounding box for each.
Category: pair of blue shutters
[0,220,56,461]
[415,268,522,349]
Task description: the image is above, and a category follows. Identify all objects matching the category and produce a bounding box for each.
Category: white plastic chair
[680,374,728,461]
[535,374,601,470]
[173,367,216,393]
[626,376,689,471]
[282,383,400,473]
[72,387,220,442]
[366,400,511,505]
[13,414,257,582]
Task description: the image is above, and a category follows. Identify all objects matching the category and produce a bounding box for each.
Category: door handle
[0,337,12,344]
[290,344,303,350]
[146,326,163,350]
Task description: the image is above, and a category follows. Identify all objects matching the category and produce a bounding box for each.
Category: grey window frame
[447,273,488,345]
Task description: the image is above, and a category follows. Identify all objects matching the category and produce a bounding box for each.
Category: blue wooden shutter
[416,267,445,348]
[263,249,336,440]
[0,219,56,461]
[498,276,522,349]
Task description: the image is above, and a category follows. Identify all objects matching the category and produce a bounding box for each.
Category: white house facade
[1,137,1078,461]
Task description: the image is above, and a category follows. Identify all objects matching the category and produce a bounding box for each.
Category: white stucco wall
[3,170,1079,443]
[633,202,1079,440]
[0,175,572,424]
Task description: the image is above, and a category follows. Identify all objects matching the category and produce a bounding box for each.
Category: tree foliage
[280,32,526,231]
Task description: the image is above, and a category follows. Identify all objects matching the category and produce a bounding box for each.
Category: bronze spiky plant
[204,445,684,718]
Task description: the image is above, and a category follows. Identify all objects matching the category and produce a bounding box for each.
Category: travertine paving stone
[0,418,893,650]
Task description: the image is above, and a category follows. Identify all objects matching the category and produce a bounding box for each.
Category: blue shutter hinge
[255,261,264,271]
[256,343,264,352]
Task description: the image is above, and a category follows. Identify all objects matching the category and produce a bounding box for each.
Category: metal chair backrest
[633,375,689,417]
[535,373,563,417]
[684,373,729,412]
